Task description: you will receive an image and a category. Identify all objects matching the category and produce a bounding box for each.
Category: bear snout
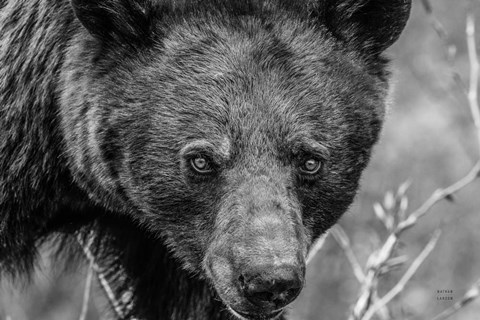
[206,234,306,317]
[205,209,307,317]
[203,175,308,317]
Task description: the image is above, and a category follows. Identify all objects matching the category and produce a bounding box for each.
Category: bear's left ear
[71,0,156,47]
[315,0,411,55]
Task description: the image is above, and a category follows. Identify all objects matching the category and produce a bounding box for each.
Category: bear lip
[228,307,284,320]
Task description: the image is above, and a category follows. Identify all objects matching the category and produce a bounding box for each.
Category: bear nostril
[238,274,246,289]
[239,266,303,309]
[249,290,274,304]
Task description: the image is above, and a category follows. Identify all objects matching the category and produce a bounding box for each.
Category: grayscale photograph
[0,0,479,320]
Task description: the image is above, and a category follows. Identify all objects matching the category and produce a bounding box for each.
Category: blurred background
[1,0,480,319]
[292,1,480,319]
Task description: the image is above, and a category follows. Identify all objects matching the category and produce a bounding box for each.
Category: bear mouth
[229,307,284,320]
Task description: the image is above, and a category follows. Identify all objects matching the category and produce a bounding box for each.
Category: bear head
[61,0,411,318]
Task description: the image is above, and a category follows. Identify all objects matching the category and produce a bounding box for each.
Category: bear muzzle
[205,211,307,318]
[204,174,308,318]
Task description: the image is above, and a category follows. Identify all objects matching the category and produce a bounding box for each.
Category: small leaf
[398,196,409,222]
[385,255,409,269]
[374,202,394,230]
[397,180,412,198]
[374,203,386,221]
[379,255,408,275]
[384,191,395,211]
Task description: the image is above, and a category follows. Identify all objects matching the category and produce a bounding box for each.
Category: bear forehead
[95,9,385,153]
[123,16,382,118]
[155,14,367,89]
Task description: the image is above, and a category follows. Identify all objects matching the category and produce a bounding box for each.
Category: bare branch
[420,0,448,40]
[349,233,398,320]
[306,232,328,265]
[348,5,480,320]
[420,0,457,65]
[76,234,127,320]
[466,12,480,152]
[361,230,442,320]
[331,226,365,283]
[79,259,94,320]
[396,161,480,234]
[396,10,480,235]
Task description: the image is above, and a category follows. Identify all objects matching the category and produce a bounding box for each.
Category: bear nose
[239,265,303,309]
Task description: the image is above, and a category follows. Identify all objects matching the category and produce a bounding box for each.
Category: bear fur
[0,0,411,319]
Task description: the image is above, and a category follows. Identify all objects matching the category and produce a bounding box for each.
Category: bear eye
[190,155,213,173]
[299,158,322,175]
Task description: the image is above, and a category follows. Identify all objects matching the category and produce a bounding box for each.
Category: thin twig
[333,226,391,320]
[420,0,449,40]
[421,0,466,94]
[396,161,480,234]
[331,226,365,283]
[349,234,398,320]
[431,278,480,320]
[396,8,480,234]
[420,0,459,65]
[350,5,480,320]
[76,234,126,319]
[79,259,94,320]
[306,232,328,265]
[361,230,442,320]
[466,12,480,153]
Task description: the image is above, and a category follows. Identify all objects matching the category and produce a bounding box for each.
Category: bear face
[0,0,410,319]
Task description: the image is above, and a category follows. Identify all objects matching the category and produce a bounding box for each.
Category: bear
[0,0,411,319]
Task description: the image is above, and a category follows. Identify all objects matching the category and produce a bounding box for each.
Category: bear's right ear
[314,0,412,55]
[71,0,156,47]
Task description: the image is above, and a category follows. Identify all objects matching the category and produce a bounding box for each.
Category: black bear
[0,0,411,319]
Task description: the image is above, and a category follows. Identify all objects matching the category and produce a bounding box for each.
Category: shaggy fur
[0,0,411,319]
